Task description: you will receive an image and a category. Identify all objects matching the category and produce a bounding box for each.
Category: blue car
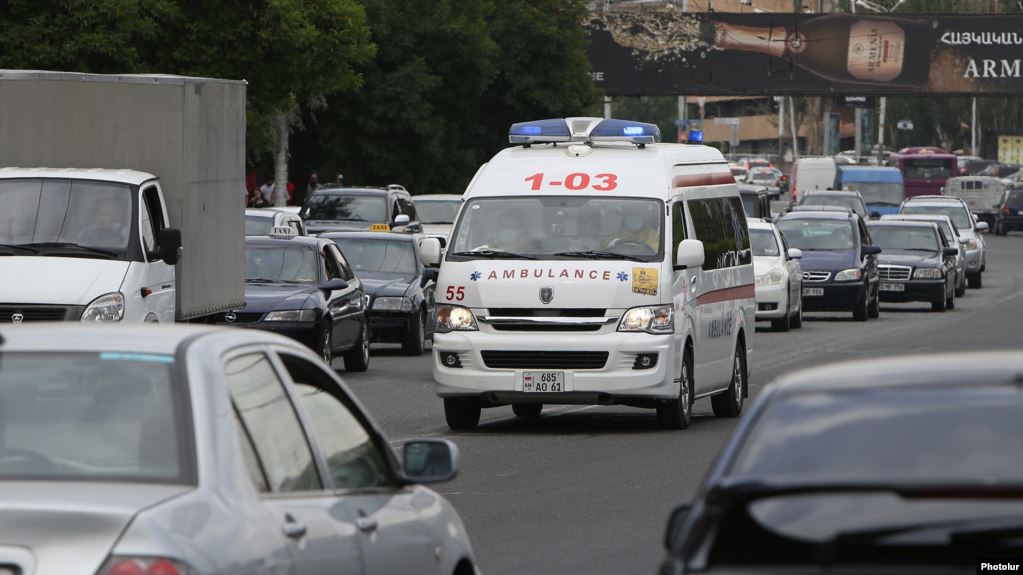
[835,166,905,218]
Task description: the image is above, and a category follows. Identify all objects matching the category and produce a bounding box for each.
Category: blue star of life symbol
[470,271,482,281]
[616,271,629,282]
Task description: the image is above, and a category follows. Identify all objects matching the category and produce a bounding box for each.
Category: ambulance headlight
[618,305,674,334]
[436,305,478,333]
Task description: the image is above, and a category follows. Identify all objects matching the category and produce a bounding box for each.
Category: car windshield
[740,194,762,217]
[869,227,939,252]
[0,352,188,483]
[776,219,854,251]
[245,246,320,283]
[330,238,417,278]
[449,196,663,261]
[749,229,780,257]
[414,200,461,224]
[800,195,865,217]
[844,182,904,206]
[302,194,388,222]
[245,215,274,236]
[0,178,133,253]
[900,204,972,230]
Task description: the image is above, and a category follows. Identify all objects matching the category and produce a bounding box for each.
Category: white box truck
[0,70,245,323]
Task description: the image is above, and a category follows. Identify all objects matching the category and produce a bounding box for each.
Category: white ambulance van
[432,118,754,430]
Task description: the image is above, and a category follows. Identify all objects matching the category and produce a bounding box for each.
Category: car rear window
[1007,190,1023,209]
[245,215,274,236]
[0,352,191,483]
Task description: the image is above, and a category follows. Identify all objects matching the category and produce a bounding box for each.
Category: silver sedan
[0,325,477,575]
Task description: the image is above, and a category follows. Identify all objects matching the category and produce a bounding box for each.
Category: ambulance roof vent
[509,118,661,148]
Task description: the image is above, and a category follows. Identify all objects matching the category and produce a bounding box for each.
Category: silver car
[881,214,967,297]
[0,325,477,575]
[898,196,989,289]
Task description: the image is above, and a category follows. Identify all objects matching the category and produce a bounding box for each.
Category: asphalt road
[341,232,1023,575]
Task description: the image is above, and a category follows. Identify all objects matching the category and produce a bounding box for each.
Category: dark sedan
[661,353,1023,574]
[216,234,370,371]
[868,220,958,312]
[995,187,1023,235]
[323,232,441,355]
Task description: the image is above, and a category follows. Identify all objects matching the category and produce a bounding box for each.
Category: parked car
[749,219,803,331]
[661,352,1023,574]
[899,195,988,288]
[797,190,868,219]
[943,176,1004,228]
[301,186,422,235]
[245,207,307,236]
[738,184,772,220]
[217,228,370,371]
[994,187,1023,235]
[0,324,478,575]
[867,220,958,311]
[775,209,881,321]
[881,214,967,296]
[323,232,442,355]
[411,194,464,247]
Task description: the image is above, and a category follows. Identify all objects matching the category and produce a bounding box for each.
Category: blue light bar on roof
[687,129,704,144]
[589,119,661,145]
[509,119,571,144]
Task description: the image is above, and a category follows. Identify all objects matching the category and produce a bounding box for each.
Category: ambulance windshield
[448,196,663,262]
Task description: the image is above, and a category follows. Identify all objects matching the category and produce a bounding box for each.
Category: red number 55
[446,286,466,301]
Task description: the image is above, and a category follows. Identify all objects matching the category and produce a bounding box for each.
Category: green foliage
[611,96,682,144]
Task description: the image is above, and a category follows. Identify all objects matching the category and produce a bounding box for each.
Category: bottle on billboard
[707,15,933,88]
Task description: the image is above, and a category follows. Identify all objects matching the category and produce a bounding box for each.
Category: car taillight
[99,557,196,575]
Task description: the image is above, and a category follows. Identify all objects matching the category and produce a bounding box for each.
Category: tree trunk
[273,111,290,207]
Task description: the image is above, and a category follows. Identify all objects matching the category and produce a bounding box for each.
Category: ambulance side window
[688,195,749,271]
[671,202,687,266]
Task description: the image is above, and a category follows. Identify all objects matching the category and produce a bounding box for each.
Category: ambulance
[432,118,754,430]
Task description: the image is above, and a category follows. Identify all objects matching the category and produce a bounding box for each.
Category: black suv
[775,209,882,321]
[301,185,422,235]
[867,220,959,312]
[738,184,772,220]
[994,187,1023,235]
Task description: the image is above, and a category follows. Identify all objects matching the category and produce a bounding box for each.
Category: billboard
[586,12,1023,95]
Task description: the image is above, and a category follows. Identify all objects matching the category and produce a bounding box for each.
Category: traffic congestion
[3,6,1023,575]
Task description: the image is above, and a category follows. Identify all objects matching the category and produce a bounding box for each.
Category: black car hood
[797,249,860,272]
[361,275,415,298]
[242,283,317,311]
[878,250,942,268]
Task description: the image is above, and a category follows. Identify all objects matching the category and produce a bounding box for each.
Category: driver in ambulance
[609,203,659,253]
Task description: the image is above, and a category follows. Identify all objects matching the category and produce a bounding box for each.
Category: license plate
[804,287,824,296]
[880,282,905,292]
[522,371,564,393]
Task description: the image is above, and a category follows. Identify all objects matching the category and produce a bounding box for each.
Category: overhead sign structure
[586,11,1023,96]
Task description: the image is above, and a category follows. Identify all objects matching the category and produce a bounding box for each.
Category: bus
[893,147,957,199]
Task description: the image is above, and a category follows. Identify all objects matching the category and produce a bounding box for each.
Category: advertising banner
[586,11,1023,95]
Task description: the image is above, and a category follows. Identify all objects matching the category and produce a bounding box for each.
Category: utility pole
[850,0,865,160]
[790,97,800,159]
[971,97,978,156]
[603,96,612,120]
[778,96,785,164]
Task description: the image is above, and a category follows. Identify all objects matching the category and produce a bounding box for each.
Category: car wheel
[444,398,481,431]
[791,289,803,328]
[657,345,693,430]
[401,310,426,356]
[955,273,967,297]
[711,341,745,418]
[343,320,370,372]
[771,299,791,332]
[932,290,948,312]
[321,324,334,368]
[852,291,868,322]
[512,403,543,418]
[947,284,956,310]
[867,289,880,319]
[968,271,983,289]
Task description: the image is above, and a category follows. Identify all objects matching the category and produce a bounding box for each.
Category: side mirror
[394,214,411,226]
[320,278,348,292]
[420,237,442,266]
[787,248,803,259]
[664,504,692,551]
[869,211,882,220]
[402,439,459,484]
[156,228,182,266]
[674,239,705,271]
[942,247,959,257]
[862,245,882,256]
[976,221,990,233]
[422,267,439,286]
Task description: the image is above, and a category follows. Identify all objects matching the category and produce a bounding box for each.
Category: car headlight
[834,268,862,282]
[618,305,674,334]
[264,309,316,322]
[756,268,785,287]
[965,239,979,250]
[373,296,413,312]
[436,304,478,333]
[81,292,125,322]
[913,267,943,279]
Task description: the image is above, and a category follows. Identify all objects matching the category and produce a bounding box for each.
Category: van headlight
[834,268,862,282]
[436,305,478,333]
[913,267,943,279]
[756,268,785,287]
[81,292,125,322]
[618,305,674,334]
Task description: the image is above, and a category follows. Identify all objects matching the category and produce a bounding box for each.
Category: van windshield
[448,196,663,262]
[844,182,904,207]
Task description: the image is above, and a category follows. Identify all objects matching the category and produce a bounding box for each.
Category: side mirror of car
[156,228,182,266]
[943,247,959,257]
[674,239,705,271]
[320,278,348,292]
[420,237,442,267]
[869,211,882,220]
[787,248,803,260]
[664,504,692,551]
[402,439,459,484]
[862,245,882,256]
[976,221,990,233]
[422,267,439,286]
[393,214,411,226]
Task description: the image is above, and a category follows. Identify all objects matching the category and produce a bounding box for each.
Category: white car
[749,218,803,332]
[245,207,307,236]
[412,194,463,246]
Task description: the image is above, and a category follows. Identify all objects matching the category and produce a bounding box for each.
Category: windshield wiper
[22,242,118,258]
[245,278,280,283]
[450,250,536,260]
[553,250,646,262]
[0,244,39,255]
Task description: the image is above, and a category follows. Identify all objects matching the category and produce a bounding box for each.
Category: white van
[432,117,754,431]
[943,175,1004,228]
[790,157,837,203]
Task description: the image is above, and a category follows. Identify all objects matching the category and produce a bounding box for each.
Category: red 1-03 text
[524,172,618,191]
